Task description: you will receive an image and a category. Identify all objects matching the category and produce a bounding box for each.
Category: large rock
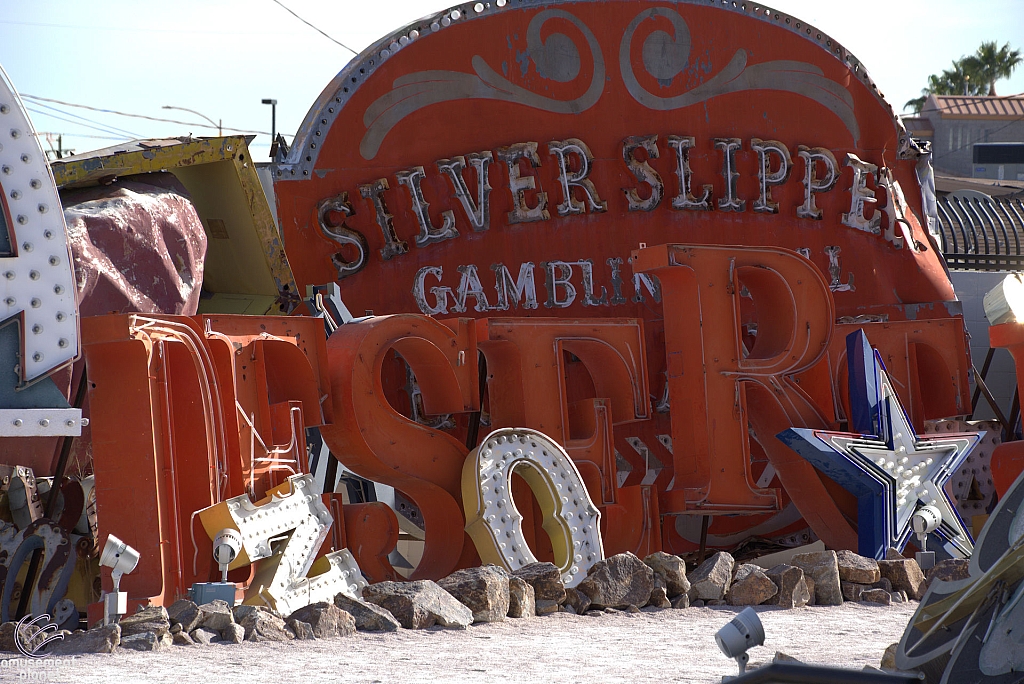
[842,582,867,602]
[836,550,881,584]
[671,594,690,609]
[804,576,816,605]
[643,552,691,598]
[512,562,567,604]
[120,631,163,651]
[687,552,735,601]
[286,602,355,638]
[861,588,892,605]
[196,600,234,632]
[564,587,592,614]
[508,577,536,618]
[334,594,401,632]
[362,580,473,629]
[878,558,926,600]
[577,552,654,609]
[222,623,245,644]
[172,631,195,646]
[288,620,315,640]
[791,551,842,606]
[190,627,220,645]
[647,586,671,608]
[764,565,810,609]
[0,621,41,653]
[535,599,559,615]
[923,558,970,593]
[119,605,170,639]
[166,599,201,634]
[47,625,120,655]
[728,564,778,606]
[881,643,899,670]
[235,606,295,642]
[438,565,510,623]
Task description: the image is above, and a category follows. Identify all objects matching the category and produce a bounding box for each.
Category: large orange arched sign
[272,0,968,556]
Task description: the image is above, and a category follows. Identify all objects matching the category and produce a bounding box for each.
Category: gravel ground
[6,602,916,684]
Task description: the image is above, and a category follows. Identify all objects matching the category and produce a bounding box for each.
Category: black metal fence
[937,196,1024,270]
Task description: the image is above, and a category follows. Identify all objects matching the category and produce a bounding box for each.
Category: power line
[0,19,300,37]
[25,107,136,141]
[33,132,129,141]
[21,94,273,136]
[269,0,357,55]
[27,99,141,138]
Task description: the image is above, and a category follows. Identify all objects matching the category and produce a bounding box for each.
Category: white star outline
[819,359,979,557]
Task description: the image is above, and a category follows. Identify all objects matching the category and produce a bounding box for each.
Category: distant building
[905,94,1024,178]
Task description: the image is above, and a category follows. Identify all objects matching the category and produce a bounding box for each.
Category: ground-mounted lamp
[99,534,139,625]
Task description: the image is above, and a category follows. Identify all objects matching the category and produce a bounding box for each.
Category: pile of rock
[683,547,929,609]
[5,547,932,656]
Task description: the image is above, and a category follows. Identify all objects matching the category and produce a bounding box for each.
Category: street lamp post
[261,99,278,158]
[161,105,221,136]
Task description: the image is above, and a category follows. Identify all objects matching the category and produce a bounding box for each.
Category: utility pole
[262,99,277,159]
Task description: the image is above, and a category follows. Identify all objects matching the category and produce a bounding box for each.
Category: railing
[938,196,1024,270]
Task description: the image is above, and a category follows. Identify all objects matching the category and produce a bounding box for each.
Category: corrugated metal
[937,195,1024,269]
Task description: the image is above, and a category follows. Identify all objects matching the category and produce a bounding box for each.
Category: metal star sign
[778,330,980,560]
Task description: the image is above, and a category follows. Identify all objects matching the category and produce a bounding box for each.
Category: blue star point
[778,329,980,560]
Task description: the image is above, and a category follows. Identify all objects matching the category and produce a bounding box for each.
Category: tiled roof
[926,94,1024,118]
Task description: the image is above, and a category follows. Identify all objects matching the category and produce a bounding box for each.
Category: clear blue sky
[1,0,1022,160]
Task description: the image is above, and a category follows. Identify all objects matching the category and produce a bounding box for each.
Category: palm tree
[962,41,1022,96]
[904,41,1022,114]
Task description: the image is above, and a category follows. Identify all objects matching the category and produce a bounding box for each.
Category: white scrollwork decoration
[360,9,604,160]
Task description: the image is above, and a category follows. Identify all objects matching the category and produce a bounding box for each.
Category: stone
[172,631,195,646]
[166,599,201,633]
[584,610,604,617]
[288,620,316,640]
[836,550,881,584]
[842,582,867,602]
[691,599,705,608]
[438,565,510,623]
[923,558,971,593]
[169,623,182,635]
[222,623,245,644]
[804,576,816,606]
[334,594,401,632]
[872,577,893,593]
[687,552,735,601]
[898,590,909,602]
[196,600,234,632]
[578,552,654,609]
[120,631,163,651]
[161,633,173,648]
[508,577,536,618]
[671,594,690,609]
[512,562,566,604]
[791,551,842,606]
[189,627,220,645]
[774,652,802,663]
[765,565,810,609]
[563,587,592,615]
[646,586,671,608]
[728,564,778,606]
[362,580,473,629]
[878,558,927,600]
[47,625,120,656]
[0,621,40,653]
[237,607,294,642]
[881,643,899,670]
[535,599,559,615]
[119,605,170,638]
[562,604,576,615]
[890,591,905,603]
[643,551,691,598]
[707,599,726,606]
[885,548,905,560]
[625,605,641,614]
[286,602,355,639]
[861,588,892,605]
